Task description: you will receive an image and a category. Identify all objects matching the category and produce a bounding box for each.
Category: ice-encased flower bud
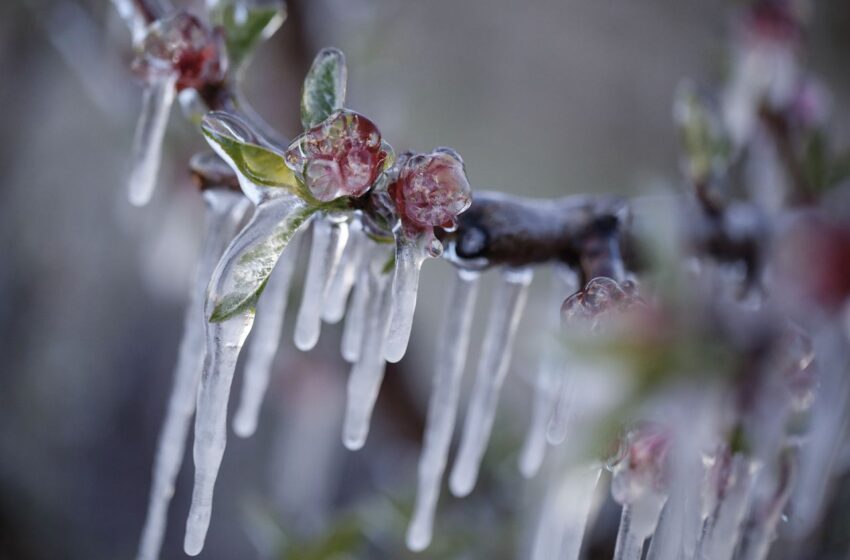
[391,148,472,233]
[561,277,643,331]
[133,11,227,91]
[285,110,390,202]
[611,426,671,505]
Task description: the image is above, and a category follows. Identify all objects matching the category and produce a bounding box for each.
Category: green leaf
[202,113,315,201]
[211,2,286,68]
[301,48,347,129]
[210,204,319,322]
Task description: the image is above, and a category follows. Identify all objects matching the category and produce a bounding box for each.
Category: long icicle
[128,73,177,207]
[136,190,249,560]
[340,242,372,363]
[293,217,347,350]
[184,192,310,556]
[231,233,303,438]
[342,243,394,450]
[612,493,668,560]
[519,266,578,478]
[449,268,533,497]
[384,234,431,363]
[696,455,759,560]
[734,450,796,560]
[322,218,364,324]
[531,466,601,560]
[613,506,644,560]
[406,269,481,551]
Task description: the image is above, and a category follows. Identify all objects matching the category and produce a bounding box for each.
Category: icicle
[340,246,372,363]
[136,190,248,560]
[184,192,310,556]
[128,73,177,206]
[342,244,394,450]
[231,233,303,438]
[609,426,670,560]
[613,492,668,560]
[645,442,705,560]
[696,455,758,560]
[613,506,644,560]
[406,269,481,552]
[546,365,577,446]
[322,218,365,324]
[734,450,796,560]
[787,325,850,539]
[531,466,601,560]
[294,217,346,350]
[519,266,578,478]
[110,0,152,44]
[449,268,533,497]
[384,233,435,363]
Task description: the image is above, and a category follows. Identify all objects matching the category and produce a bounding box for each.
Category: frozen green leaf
[213,2,286,69]
[210,203,319,322]
[202,112,314,201]
[301,48,347,129]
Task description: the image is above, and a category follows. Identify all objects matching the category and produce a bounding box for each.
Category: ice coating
[560,276,643,331]
[136,190,248,560]
[127,74,177,206]
[127,11,226,207]
[293,217,345,350]
[383,148,472,363]
[391,148,472,232]
[232,232,303,438]
[519,267,578,478]
[342,244,394,450]
[383,233,438,363]
[449,268,533,497]
[323,218,365,324]
[285,110,390,201]
[133,12,226,92]
[407,270,480,551]
[184,192,311,556]
[531,467,601,560]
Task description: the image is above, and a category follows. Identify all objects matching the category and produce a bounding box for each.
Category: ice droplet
[136,190,249,560]
[128,73,177,206]
[342,244,394,450]
[184,192,311,556]
[293,217,347,350]
[530,466,601,560]
[449,268,533,497]
[406,269,480,552]
[232,232,303,438]
[519,266,578,478]
[384,233,433,363]
[322,218,365,324]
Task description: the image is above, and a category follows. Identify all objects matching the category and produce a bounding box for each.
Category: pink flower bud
[133,12,227,91]
[285,110,390,201]
[391,148,472,233]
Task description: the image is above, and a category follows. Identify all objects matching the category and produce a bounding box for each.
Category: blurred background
[1,0,849,558]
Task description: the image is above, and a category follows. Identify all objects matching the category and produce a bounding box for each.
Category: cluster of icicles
[136,167,543,558]
[137,188,827,560]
